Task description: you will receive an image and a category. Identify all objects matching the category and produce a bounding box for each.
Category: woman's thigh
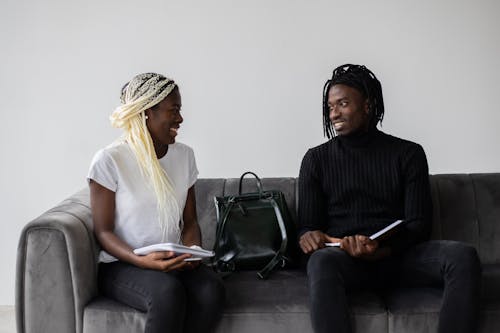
[98,261,186,313]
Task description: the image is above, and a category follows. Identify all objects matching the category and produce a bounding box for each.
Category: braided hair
[110,73,182,243]
[322,64,384,138]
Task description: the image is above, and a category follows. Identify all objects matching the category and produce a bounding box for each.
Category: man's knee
[439,241,481,275]
[307,248,348,281]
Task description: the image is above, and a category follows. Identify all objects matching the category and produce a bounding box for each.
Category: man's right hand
[299,230,342,254]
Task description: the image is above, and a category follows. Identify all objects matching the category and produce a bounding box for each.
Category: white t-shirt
[87,141,198,263]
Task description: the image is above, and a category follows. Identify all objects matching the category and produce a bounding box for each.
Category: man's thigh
[379,240,470,288]
[307,247,377,291]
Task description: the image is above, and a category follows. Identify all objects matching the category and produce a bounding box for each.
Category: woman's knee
[195,271,226,308]
[148,276,187,312]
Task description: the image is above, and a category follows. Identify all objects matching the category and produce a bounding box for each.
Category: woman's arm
[89,180,190,271]
[181,186,201,247]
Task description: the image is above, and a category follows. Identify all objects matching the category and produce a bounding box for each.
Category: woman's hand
[181,259,202,271]
[136,251,193,272]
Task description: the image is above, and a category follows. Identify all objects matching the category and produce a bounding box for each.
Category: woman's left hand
[181,259,201,270]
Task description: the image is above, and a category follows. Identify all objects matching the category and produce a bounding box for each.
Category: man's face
[327,84,371,136]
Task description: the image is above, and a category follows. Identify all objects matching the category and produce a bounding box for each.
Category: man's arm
[298,149,341,253]
[385,144,432,253]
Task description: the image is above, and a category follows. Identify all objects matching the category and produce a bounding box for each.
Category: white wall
[1,0,499,305]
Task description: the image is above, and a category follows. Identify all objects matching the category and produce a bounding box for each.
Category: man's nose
[329,106,339,120]
[177,113,183,123]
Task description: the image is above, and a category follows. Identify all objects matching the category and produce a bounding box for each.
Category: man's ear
[364,99,370,115]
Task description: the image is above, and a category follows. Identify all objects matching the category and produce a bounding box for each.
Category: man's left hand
[340,235,379,258]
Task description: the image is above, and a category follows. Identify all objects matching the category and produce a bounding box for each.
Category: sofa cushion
[223,270,309,314]
[472,174,500,265]
[479,298,500,333]
[482,264,500,300]
[83,297,146,333]
[385,287,442,333]
[222,269,388,333]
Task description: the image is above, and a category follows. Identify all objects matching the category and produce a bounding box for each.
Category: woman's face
[145,87,183,147]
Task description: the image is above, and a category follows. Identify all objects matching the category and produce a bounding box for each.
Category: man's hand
[340,235,379,258]
[300,230,342,254]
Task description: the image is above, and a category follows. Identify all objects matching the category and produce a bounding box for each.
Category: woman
[87,73,225,333]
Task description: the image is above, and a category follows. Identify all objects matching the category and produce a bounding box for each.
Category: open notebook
[134,243,215,261]
[325,219,404,247]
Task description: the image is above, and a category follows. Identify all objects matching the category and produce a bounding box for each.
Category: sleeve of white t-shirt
[188,147,199,188]
[87,149,118,192]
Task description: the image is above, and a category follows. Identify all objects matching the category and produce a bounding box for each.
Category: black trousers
[98,262,225,333]
[307,240,481,333]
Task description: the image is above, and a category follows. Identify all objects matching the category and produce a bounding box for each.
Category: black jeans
[307,240,481,333]
[98,262,225,333]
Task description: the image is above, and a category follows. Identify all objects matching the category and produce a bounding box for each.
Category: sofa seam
[18,229,27,333]
[222,178,227,197]
[433,176,444,239]
[469,174,481,255]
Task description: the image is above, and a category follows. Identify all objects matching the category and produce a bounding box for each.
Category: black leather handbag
[212,172,297,279]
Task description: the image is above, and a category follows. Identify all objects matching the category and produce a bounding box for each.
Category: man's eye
[340,101,347,107]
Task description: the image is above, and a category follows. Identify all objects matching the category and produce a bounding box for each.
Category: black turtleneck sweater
[298,128,432,254]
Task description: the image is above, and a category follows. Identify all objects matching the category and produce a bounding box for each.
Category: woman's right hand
[136,251,192,272]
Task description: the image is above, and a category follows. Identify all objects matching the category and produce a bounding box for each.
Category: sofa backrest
[196,174,500,265]
[58,173,500,265]
[429,173,500,265]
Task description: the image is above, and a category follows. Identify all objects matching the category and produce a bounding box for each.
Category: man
[298,64,481,333]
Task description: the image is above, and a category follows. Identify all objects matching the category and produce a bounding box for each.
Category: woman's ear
[144,109,152,120]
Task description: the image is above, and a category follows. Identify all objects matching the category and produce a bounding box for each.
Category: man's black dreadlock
[322,64,385,139]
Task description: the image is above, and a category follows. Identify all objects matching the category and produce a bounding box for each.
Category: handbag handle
[257,196,288,279]
[238,171,264,196]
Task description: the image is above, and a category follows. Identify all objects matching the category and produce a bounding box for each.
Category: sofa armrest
[16,202,98,333]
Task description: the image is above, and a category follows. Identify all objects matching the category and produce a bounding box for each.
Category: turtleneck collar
[336,127,382,148]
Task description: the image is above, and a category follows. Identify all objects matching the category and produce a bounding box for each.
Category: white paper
[133,243,215,258]
[369,219,403,240]
[325,220,404,247]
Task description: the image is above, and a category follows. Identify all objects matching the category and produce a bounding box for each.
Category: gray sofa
[16,174,500,333]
